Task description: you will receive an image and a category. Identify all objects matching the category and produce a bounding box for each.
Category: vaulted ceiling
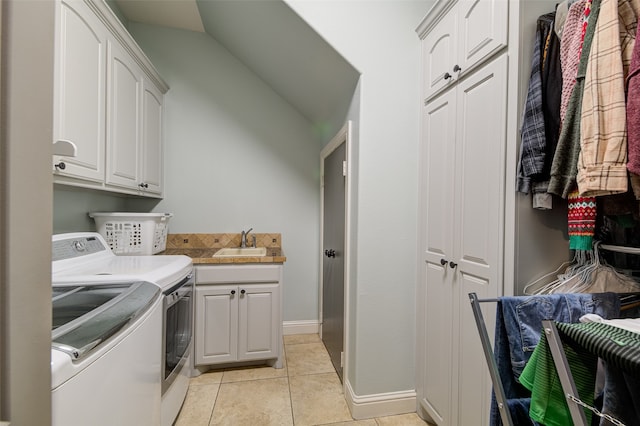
[114,0,360,135]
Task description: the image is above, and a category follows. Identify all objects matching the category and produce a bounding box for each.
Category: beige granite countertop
[162,233,286,265]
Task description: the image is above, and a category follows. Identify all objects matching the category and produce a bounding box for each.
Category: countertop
[162,247,286,264]
[163,233,286,264]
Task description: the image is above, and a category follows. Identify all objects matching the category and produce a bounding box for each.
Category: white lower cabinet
[194,265,283,368]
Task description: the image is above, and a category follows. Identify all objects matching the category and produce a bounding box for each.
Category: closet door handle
[449,261,458,269]
[440,258,448,266]
[443,72,452,80]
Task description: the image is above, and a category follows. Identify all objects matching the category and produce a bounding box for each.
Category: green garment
[520,329,597,426]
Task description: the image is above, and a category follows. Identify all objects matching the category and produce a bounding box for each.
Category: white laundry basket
[89,212,173,255]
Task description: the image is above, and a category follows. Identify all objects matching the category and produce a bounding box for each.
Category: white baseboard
[282,320,320,335]
[345,379,417,420]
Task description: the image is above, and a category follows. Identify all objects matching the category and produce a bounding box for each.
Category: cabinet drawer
[196,264,281,284]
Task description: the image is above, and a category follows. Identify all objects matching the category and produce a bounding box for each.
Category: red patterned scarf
[567,189,596,250]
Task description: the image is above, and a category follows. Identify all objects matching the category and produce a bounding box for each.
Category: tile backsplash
[166,233,281,249]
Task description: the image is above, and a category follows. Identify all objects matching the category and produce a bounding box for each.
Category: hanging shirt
[627,23,640,199]
[577,0,640,196]
[517,14,554,195]
[559,0,588,124]
[549,0,602,198]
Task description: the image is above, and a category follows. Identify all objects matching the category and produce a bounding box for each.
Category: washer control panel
[52,236,107,261]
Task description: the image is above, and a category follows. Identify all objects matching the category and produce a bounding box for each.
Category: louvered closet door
[420,87,457,425]
[452,53,507,426]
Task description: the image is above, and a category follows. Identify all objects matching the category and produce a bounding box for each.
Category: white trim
[344,379,417,420]
[319,121,352,387]
[415,0,457,39]
[86,0,169,92]
[282,320,320,336]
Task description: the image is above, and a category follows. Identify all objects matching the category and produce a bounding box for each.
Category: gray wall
[287,0,432,396]
[53,187,129,233]
[1,1,54,423]
[127,24,323,322]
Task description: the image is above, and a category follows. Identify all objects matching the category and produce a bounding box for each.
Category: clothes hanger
[553,242,640,294]
[549,249,600,294]
[533,250,594,295]
[523,253,577,295]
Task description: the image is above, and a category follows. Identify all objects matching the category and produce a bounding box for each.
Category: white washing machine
[52,232,194,426]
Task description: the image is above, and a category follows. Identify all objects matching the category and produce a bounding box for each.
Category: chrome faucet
[240,228,253,248]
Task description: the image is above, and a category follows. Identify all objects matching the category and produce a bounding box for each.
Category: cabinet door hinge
[342,161,347,177]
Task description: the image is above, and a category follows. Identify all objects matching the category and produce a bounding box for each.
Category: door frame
[319,120,352,386]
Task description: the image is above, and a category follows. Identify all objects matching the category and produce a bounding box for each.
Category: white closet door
[452,53,507,426]
[420,87,456,425]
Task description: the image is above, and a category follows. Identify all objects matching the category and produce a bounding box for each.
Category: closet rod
[599,244,640,255]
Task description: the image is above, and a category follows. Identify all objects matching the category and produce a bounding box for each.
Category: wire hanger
[523,253,578,295]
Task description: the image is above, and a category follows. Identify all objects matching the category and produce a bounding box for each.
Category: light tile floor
[175,333,433,426]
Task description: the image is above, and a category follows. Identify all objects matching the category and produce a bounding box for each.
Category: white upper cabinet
[456,0,508,76]
[419,0,508,101]
[421,11,458,101]
[53,0,168,198]
[53,0,107,183]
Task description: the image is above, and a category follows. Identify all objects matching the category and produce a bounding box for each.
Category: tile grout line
[207,379,221,426]
[284,343,297,425]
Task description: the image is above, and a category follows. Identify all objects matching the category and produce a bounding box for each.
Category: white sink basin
[213,247,267,257]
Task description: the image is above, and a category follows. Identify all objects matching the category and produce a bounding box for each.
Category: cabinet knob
[453,64,461,72]
[138,182,149,188]
[443,72,452,80]
[240,289,246,295]
[231,290,236,295]
[449,261,458,269]
[54,161,66,171]
[440,258,448,266]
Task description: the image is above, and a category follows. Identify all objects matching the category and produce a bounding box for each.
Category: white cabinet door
[141,79,164,195]
[195,285,238,365]
[106,39,142,191]
[421,0,508,101]
[452,54,507,426]
[53,0,106,182]
[456,0,508,76]
[238,284,280,361]
[419,54,507,426]
[422,11,457,101]
[419,88,457,425]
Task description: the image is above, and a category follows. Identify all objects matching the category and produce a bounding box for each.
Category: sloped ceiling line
[114,0,360,141]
